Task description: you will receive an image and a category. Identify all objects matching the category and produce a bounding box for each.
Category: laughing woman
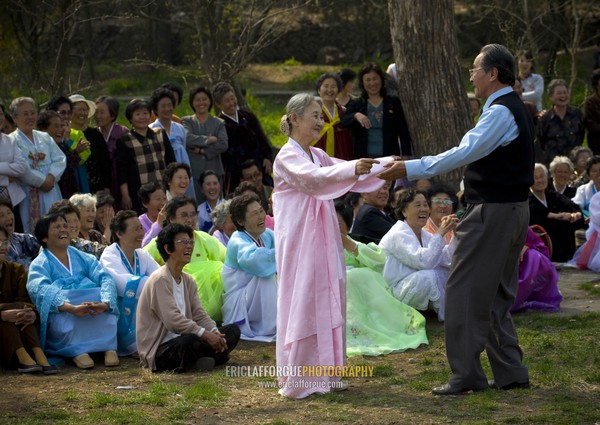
[380,190,457,321]
[221,193,277,342]
[334,201,428,357]
[150,88,195,198]
[163,162,192,201]
[100,210,159,355]
[182,86,228,204]
[197,170,223,233]
[312,73,353,160]
[341,63,412,160]
[26,214,119,369]
[144,196,226,321]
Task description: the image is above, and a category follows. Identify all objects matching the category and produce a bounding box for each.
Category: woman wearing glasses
[136,223,239,373]
[143,196,226,322]
[423,183,459,244]
[380,189,457,321]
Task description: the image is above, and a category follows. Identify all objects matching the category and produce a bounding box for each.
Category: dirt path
[554,267,600,315]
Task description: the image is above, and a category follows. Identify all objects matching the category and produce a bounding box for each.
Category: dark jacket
[341,95,412,159]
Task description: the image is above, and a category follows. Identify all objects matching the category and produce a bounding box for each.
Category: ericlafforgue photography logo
[225,365,374,378]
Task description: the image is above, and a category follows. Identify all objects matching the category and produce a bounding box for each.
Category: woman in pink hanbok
[273,93,391,398]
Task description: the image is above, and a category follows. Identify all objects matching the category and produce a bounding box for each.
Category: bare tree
[1,0,110,97]
[458,0,600,91]
[138,0,313,104]
[387,0,472,187]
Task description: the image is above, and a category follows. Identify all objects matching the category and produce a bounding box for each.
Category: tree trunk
[387,0,472,189]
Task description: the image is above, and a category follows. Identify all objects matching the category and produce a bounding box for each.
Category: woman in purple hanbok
[273,93,392,399]
[512,226,561,313]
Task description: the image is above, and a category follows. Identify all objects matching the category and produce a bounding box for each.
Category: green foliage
[105,79,146,95]
[285,69,330,91]
[283,57,303,67]
[246,92,287,148]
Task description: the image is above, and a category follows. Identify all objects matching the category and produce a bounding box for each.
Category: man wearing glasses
[380,44,533,395]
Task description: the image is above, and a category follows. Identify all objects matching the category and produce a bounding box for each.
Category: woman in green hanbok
[336,200,428,357]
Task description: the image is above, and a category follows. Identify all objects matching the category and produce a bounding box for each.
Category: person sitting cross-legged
[144,196,226,321]
[136,223,240,373]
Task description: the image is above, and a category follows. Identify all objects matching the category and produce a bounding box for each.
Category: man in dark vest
[379,44,533,395]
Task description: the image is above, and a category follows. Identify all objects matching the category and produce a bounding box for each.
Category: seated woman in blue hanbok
[221,193,276,342]
[335,201,428,356]
[100,210,159,355]
[379,190,457,321]
[26,213,119,369]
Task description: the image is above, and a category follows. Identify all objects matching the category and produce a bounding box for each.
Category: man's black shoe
[488,380,530,390]
[432,383,486,396]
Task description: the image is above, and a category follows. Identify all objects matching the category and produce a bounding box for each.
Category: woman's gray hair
[9,97,36,116]
[210,199,231,228]
[69,193,98,210]
[280,93,322,136]
[549,156,574,175]
[212,82,235,106]
[534,162,549,177]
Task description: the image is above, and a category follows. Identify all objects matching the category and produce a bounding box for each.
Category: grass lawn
[2,311,598,425]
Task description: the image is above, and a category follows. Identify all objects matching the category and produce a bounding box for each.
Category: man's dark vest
[463,91,535,203]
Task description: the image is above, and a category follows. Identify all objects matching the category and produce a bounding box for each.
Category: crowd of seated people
[3,61,599,377]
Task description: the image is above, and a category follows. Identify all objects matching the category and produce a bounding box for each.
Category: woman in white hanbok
[100,211,159,355]
[380,190,457,321]
[11,97,66,233]
[221,193,276,342]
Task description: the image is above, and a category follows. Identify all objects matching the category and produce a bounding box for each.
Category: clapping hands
[436,214,458,236]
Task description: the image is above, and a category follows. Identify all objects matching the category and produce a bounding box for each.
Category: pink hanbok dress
[273,138,391,398]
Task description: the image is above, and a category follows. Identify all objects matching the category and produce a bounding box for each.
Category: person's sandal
[73,353,94,369]
[104,350,120,367]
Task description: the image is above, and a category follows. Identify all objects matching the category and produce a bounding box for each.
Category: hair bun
[280,114,291,136]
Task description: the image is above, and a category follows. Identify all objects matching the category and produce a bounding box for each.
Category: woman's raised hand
[437,214,458,236]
